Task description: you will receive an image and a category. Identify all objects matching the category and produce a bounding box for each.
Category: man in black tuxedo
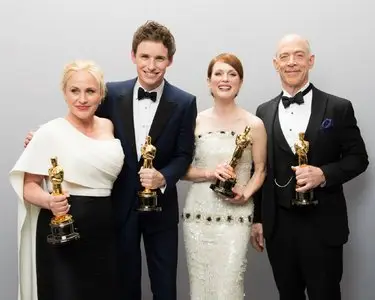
[96,21,197,299]
[251,34,368,300]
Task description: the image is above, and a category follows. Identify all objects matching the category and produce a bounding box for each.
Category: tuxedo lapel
[304,86,328,157]
[274,111,294,154]
[263,95,281,170]
[119,84,138,165]
[148,81,176,144]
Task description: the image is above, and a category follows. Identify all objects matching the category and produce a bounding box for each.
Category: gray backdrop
[1,0,374,299]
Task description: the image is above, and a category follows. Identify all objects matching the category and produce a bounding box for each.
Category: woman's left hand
[226,185,249,204]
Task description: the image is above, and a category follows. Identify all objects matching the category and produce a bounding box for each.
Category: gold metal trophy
[47,157,80,245]
[210,126,251,198]
[137,136,161,212]
[292,133,318,206]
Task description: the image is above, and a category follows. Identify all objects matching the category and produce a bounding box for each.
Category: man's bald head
[273,34,315,95]
[275,34,312,57]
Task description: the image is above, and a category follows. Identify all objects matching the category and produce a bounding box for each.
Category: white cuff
[159,184,167,194]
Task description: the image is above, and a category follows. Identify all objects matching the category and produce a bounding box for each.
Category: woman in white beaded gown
[183,53,267,299]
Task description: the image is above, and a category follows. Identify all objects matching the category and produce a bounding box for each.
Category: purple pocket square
[320,118,333,130]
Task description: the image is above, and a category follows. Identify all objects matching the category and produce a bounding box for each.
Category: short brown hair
[132,21,176,58]
[207,53,244,80]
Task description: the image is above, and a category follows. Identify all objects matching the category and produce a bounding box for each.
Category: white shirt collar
[134,80,165,103]
[282,81,311,98]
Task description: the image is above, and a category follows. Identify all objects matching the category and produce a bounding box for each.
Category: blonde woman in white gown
[10,60,124,300]
[183,53,267,299]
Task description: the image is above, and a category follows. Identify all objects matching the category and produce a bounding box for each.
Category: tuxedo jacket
[96,78,197,228]
[254,85,368,245]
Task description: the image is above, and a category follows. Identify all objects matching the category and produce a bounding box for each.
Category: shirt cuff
[159,184,167,194]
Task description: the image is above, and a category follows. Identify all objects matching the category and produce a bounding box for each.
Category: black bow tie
[281,83,312,108]
[138,87,157,102]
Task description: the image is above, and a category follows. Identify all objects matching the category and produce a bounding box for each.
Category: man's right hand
[24,131,34,148]
[250,223,265,252]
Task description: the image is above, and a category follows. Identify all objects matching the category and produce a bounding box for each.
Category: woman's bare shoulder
[95,116,114,133]
[239,108,264,129]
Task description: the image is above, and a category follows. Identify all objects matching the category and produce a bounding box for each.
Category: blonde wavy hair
[61,60,106,99]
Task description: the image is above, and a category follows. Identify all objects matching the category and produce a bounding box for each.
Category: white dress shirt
[278,82,312,154]
[133,80,165,160]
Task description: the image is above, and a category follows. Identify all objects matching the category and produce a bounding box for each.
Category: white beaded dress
[183,119,254,300]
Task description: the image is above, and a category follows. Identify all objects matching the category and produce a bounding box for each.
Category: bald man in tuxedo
[251,34,368,300]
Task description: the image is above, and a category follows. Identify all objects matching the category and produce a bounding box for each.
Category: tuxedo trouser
[116,210,178,300]
[266,206,343,300]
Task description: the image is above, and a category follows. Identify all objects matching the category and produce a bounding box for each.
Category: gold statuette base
[137,190,161,212]
[47,214,80,245]
[292,190,318,206]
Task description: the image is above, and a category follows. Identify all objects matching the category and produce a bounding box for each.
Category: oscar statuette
[210,126,251,198]
[292,132,318,206]
[137,136,161,212]
[47,157,80,245]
